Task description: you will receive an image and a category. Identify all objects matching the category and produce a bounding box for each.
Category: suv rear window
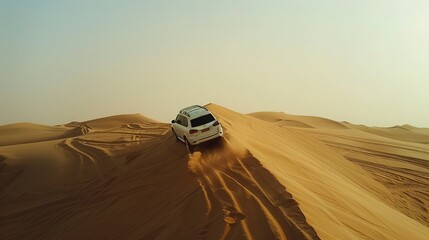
[191,114,215,127]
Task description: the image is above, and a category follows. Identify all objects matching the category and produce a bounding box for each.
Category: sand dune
[81,113,158,130]
[1,105,428,239]
[343,123,429,144]
[188,142,318,240]
[249,112,348,129]
[0,123,83,147]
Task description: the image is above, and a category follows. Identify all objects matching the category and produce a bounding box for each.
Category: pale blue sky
[1,1,428,127]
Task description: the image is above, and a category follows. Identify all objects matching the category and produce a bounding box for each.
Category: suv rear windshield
[191,114,215,127]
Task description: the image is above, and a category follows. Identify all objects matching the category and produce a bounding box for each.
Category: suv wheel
[185,137,194,153]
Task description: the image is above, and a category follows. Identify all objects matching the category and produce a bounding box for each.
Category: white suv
[171,105,223,152]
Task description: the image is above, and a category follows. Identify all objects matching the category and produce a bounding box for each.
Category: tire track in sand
[60,138,103,176]
[189,140,320,240]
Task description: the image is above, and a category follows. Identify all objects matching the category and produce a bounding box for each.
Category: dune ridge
[249,111,349,129]
[1,105,428,239]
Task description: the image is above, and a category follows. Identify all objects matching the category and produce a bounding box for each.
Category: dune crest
[249,111,348,129]
[82,113,158,130]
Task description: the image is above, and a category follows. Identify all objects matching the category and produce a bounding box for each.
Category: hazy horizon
[1,1,428,127]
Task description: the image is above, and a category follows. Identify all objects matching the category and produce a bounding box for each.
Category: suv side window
[176,114,188,127]
[181,116,189,127]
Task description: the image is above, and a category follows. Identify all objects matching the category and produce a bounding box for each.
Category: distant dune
[249,111,349,129]
[1,105,429,240]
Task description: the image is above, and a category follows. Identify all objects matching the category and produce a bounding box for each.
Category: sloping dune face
[188,142,319,239]
[1,107,429,240]
[211,104,429,240]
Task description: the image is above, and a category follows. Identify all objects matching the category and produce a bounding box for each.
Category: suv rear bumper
[190,131,223,145]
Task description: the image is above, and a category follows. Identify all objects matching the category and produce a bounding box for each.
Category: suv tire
[185,137,194,153]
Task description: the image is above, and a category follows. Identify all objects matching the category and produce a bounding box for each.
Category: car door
[181,115,191,139]
[173,114,183,139]
[181,115,189,140]
[175,114,187,140]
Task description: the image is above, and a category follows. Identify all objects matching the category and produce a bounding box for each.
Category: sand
[1,105,428,239]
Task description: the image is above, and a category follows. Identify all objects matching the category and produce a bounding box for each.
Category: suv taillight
[189,129,198,134]
[213,121,219,126]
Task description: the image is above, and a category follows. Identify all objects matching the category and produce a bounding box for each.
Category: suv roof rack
[179,105,208,117]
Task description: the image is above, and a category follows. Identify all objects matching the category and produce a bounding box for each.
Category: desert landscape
[1,104,428,240]
[3,1,429,239]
